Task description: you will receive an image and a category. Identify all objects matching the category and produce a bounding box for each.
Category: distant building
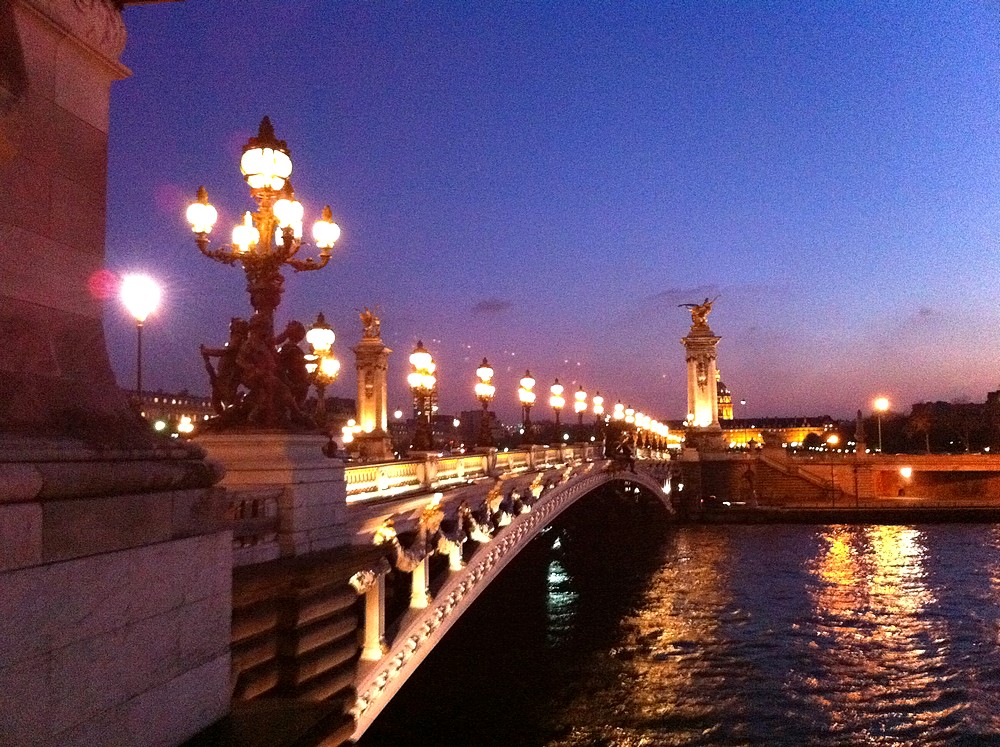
[130,389,214,436]
[717,370,733,421]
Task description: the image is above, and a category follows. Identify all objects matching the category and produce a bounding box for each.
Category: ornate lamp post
[873,396,890,453]
[474,358,495,447]
[120,274,161,401]
[549,379,565,426]
[186,116,341,427]
[574,386,587,432]
[408,341,436,450]
[612,401,625,422]
[518,370,536,444]
[305,312,340,427]
[592,391,605,442]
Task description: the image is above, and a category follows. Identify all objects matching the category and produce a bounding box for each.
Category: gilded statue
[679,296,718,327]
[359,306,381,339]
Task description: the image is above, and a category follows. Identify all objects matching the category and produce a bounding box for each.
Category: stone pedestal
[198,432,348,556]
[681,321,722,431]
[1,3,235,745]
[353,334,393,462]
[0,437,231,747]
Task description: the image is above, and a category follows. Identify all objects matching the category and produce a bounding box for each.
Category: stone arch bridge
[203,439,674,744]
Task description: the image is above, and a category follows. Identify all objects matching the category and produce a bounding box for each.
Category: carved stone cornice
[23,0,127,63]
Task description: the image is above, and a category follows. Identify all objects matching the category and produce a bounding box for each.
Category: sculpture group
[201,316,313,428]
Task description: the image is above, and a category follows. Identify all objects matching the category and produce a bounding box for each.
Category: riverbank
[695,505,1000,524]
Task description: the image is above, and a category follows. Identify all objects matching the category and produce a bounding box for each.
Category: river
[358,487,1000,746]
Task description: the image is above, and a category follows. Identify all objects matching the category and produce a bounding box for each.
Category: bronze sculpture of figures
[679,296,718,327]
[359,306,381,339]
[201,313,312,428]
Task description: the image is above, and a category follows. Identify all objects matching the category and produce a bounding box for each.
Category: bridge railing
[345,444,606,504]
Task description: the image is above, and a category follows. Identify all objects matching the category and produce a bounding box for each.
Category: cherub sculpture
[201,317,249,414]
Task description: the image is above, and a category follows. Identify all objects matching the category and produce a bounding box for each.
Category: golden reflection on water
[806,525,952,741]
[550,530,737,746]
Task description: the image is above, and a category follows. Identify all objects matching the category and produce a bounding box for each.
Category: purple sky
[104,1,1000,423]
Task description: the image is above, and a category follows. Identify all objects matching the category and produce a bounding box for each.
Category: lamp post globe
[409,341,436,451]
[474,358,495,447]
[518,370,536,444]
[549,379,565,426]
[873,396,890,453]
[187,117,342,429]
[120,273,161,402]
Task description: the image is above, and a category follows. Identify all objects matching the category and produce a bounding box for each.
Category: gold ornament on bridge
[679,296,718,328]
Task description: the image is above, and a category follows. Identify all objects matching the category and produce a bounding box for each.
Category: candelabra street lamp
[518,370,536,444]
[408,341,436,451]
[474,358,496,448]
[592,391,605,443]
[574,386,588,439]
[305,312,340,427]
[186,116,341,428]
[120,274,161,402]
[873,396,890,453]
[550,379,565,426]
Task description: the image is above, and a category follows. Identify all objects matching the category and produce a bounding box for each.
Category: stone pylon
[353,312,393,461]
[681,303,725,449]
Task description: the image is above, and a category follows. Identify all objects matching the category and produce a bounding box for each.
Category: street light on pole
[186,116,342,428]
[408,341,436,451]
[474,358,495,447]
[574,386,587,426]
[518,371,536,444]
[549,379,565,426]
[305,312,339,427]
[873,396,890,453]
[120,274,161,402]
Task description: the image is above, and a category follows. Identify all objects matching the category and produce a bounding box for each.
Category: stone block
[53,34,116,132]
[124,654,230,747]
[0,562,53,668]
[42,492,172,562]
[0,653,51,747]
[0,501,41,571]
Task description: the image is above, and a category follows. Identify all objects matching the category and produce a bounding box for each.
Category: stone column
[352,332,393,462]
[1,6,231,745]
[410,555,430,609]
[1,0,144,443]
[360,573,387,661]
[681,318,725,449]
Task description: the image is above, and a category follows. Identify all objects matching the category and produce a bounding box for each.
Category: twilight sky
[104,1,1000,422]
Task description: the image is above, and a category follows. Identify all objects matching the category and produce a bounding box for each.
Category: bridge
[201,438,674,743]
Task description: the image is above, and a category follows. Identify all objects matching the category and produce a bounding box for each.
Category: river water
[359,488,1000,746]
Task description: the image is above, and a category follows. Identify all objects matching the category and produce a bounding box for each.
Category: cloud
[645,285,720,305]
[472,297,512,315]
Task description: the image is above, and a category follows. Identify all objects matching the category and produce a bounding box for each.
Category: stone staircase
[754,455,843,506]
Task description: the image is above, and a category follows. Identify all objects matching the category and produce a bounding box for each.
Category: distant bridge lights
[613,402,625,421]
[474,358,495,448]
[549,379,565,425]
[408,341,436,451]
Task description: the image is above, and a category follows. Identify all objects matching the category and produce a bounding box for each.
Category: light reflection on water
[361,521,1000,747]
[547,524,1000,746]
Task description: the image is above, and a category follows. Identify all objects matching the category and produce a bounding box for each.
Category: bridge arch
[351,464,673,739]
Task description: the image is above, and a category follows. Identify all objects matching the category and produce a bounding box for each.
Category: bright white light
[900,467,913,479]
[120,274,161,323]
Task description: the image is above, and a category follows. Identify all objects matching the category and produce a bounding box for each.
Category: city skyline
[102,1,1000,422]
